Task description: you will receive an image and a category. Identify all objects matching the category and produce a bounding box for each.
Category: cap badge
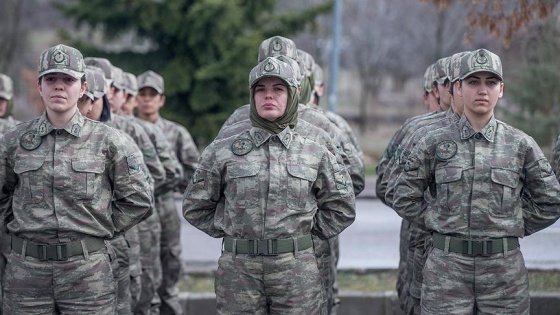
[272,40,282,52]
[264,61,275,72]
[475,51,488,65]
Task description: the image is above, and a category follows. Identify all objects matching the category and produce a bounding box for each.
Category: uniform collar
[459,115,496,142]
[250,126,293,149]
[38,110,84,137]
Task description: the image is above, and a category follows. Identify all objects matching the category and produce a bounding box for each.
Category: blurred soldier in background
[0,73,19,132]
[383,52,469,315]
[137,70,200,315]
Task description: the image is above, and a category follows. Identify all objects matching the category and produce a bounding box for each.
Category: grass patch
[179,269,560,293]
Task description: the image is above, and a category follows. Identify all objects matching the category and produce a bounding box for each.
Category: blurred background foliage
[0,0,559,154]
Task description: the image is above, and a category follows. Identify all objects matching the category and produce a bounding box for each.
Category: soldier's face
[253,77,288,121]
[0,98,8,117]
[108,86,126,112]
[122,94,137,115]
[77,97,93,116]
[38,73,86,115]
[137,87,164,115]
[87,97,104,121]
[458,72,503,118]
[438,81,452,111]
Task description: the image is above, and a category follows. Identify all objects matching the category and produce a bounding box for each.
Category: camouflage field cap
[38,44,85,80]
[84,57,115,86]
[137,70,164,94]
[111,66,127,90]
[249,56,299,89]
[87,66,107,99]
[0,73,14,101]
[423,63,436,93]
[313,62,324,88]
[434,56,451,84]
[297,49,315,78]
[257,36,298,63]
[275,55,303,83]
[459,49,503,81]
[84,69,96,101]
[448,51,470,83]
[123,72,139,96]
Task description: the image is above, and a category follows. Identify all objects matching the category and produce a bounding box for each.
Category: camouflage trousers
[3,245,115,314]
[421,246,529,315]
[396,219,411,311]
[0,232,9,315]
[126,226,142,312]
[215,247,325,315]
[312,235,340,315]
[111,234,132,315]
[401,222,431,315]
[155,192,183,315]
[135,209,162,315]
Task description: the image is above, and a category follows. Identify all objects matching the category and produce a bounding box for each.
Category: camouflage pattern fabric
[183,125,355,314]
[421,247,529,314]
[4,247,116,314]
[221,103,365,196]
[149,117,198,315]
[0,74,14,101]
[127,226,142,312]
[0,111,152,313]
[111,234,133,315]
[391,115,560,314]
[552,134,560,180]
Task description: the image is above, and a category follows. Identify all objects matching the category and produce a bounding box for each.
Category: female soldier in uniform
[183,56,355,315]
[391,49,560,315]
[0,44,153,314]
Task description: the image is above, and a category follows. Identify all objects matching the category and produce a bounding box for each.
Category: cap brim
[0,92,12,100]
[39,68,84,80]
[138,84,163,94]
[460,70,503,81]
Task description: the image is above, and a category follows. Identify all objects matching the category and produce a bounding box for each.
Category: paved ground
[178,176,560,272]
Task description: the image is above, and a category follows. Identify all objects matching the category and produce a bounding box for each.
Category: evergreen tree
[56,0,332,146]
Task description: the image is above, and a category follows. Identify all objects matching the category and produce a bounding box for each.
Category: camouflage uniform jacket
[154,117,200,193]
[132,116,182,194]
[383,108,459,206]
[376,110,445,204]
[551,134,560,181]
[392,115,560,238]
[318,106,365,166]
[107,114,165,191]
[221,104,365,195]
[0,111,153,243]
[183,126,356,240]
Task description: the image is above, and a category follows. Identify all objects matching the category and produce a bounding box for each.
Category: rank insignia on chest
[436,140,457,160]
[231,139,253,156]
[20,131,42,151]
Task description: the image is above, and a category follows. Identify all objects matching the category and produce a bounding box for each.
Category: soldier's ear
[455,81,462,97]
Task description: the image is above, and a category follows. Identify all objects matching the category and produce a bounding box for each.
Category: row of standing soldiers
[0,35,367,314]
[376,49,560,315]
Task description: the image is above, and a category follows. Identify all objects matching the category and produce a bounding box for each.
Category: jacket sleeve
[313,148,356,239]
[522,140,560,235]
[390,141,431,224]
[110,136,154,234]
[182,144,224,238]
